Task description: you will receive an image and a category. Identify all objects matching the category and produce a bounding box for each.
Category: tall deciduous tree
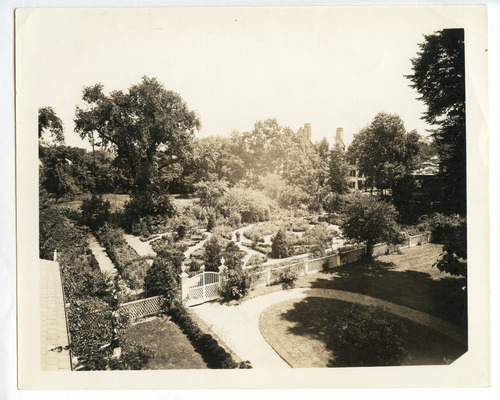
[341,193,403,260]
[74,76,200,217]
[38,106,65,144]
[348,112,421,200]
[406,28,466,216]
[328,144,350,195]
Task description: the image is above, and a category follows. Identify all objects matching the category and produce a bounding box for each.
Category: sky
[18,7,472,149]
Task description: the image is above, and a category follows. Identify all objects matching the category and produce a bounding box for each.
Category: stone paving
[40,259,71,371]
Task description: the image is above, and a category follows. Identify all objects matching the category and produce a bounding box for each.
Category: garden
[37,44,468,370]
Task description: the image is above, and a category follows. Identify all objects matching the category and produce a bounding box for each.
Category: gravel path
[191,287,467,368]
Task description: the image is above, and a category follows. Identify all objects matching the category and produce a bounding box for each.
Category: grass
[293,243,467,327]
[259,297,467,368]
[123,317,208,369]
[58,193,130,213]
[58,193,197,214]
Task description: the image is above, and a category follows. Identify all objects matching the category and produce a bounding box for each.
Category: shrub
[303,222,336,256]
[40,199,89,260]
[211,225,234,240]
[143,258,181,311]
[277,268,299,290]
[219,268,253,302]
[243,222,280,243]
[123,192,175,233]
[168,305,249,368]
[108,339,156,370]
[223,241,243,269]
[419,213,467,276]
[246,253,268,266]
[271,229,294,259]
[217,187,273,224]
[254,244,272,255]
[207,212,217,232]
[96,225,150,290]
[203,235,224,272]
[330,303,408,367]
[80,194,111,231]
[227,212,242,227]
[169,215,198,241]
[190,204,208,223]
[277,185,311,210]
[341,193,404,260]
[68,297,115,370]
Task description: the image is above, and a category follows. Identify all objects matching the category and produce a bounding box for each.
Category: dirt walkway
[191,287,466,368]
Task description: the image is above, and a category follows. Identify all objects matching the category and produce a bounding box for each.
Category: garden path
[191,287,467,368]
[124,229,213,262]
[124,234,157,258]
[184,231,211,259]
[231,224,265,266]
[88,234,117,276]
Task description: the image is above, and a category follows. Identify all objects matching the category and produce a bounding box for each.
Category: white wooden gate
[186,271,221,306]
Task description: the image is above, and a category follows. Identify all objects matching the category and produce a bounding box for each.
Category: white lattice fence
[187,271,221,306]
[120,295,162,320]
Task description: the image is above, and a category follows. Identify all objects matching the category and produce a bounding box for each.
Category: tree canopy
[348,112,421,198]
[406,29,466,216]
[39,106,65,144]
[341,192,403,259]
[75,76,200,196]
[328,143,350,195]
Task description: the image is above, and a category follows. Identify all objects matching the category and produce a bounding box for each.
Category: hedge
[169,306,252,369]
[96,225,151,290]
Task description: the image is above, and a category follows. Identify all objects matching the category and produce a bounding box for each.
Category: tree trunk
[366,240,373,261]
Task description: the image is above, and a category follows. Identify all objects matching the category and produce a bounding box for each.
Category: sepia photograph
[13,4,490,391]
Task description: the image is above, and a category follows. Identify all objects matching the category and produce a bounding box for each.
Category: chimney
[335,128,346,151]
[304,123,311,140]
[336,128,343,142]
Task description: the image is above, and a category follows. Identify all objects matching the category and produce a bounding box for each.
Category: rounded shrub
[330,303,408,367]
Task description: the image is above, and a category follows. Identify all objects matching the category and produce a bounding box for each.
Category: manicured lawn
[123,317,208,369]
[259,297,467,368]
[294,243,467,327]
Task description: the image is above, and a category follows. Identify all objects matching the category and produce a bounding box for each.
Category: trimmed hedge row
[96,225,151,290]
[169,306,252,369]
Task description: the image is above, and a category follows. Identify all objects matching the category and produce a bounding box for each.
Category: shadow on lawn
[302,260,468,328]
[279,296,468,367]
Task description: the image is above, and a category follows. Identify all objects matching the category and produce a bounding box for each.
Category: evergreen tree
[271,229,294,259]
[406,29,466,216]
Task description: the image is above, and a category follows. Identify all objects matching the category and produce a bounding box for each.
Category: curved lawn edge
[258,288,467,346]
